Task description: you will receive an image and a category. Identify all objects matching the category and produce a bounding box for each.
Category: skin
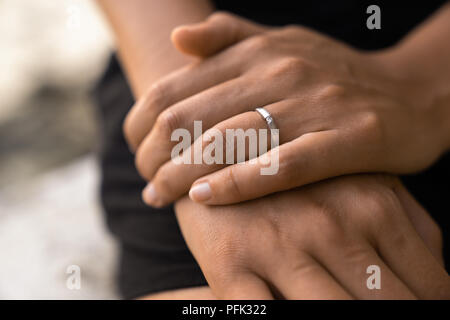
[127,10,450,207]
[143,174,450,300]
[175,174,449,299]
[97,2,450,299]
[96,0,213,96]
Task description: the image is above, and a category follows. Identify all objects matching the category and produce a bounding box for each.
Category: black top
[93,0,449,298]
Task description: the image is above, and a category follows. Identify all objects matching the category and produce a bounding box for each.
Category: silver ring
[255,107,279,148]
[255,107,278,131]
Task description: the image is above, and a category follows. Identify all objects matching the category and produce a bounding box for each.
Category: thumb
[171,12,267,57]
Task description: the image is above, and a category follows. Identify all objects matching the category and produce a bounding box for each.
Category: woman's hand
[123,13,450,207]
[175,174,449,299]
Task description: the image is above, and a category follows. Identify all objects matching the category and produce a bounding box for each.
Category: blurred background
[0,0,118,298]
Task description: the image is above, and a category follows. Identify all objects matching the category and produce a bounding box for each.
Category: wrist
[370,46,450,155]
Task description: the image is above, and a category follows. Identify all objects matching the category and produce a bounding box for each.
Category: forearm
[96,0,213,97]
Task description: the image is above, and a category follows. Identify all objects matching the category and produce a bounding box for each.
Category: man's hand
[123,12,450,207]
[175,174,449,299]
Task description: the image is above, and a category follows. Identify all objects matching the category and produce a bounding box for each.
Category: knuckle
[317,83,347,102]
[242,34,272,52]
[362,187,401,228]
[145,81,167,111]
[270,24,313,42]
[284,24,307,34]
[282,24,300,33]
[208,11,234,24]
[268,25,303,39]
[278,24,303,37]
[208,12,241,45]
[313,208,347,246]
[301,198,347,247]
[203,127,223,149]
[266,56,309,79]
[122,83,168,149]
[154,108,181,139]
[358,111,386,145]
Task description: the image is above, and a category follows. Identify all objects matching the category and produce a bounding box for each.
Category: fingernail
[143,183,158,205]
[189,182,212,202]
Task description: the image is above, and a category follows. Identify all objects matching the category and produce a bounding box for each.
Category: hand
[124,13,449,207]
[175,174,449,299]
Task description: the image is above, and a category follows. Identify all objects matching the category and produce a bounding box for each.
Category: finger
[124,55,242,151]
[171,12,267,57]
[135,75,284,184]
[143,98,310,206]
[189,129,365,204]
[126,23,285,151]
[270,254,353,299]
[142,110,266,206]
[127,25,285,152]
[220,273,274,300]
[309,237,416,299]
[375,184,450,299]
